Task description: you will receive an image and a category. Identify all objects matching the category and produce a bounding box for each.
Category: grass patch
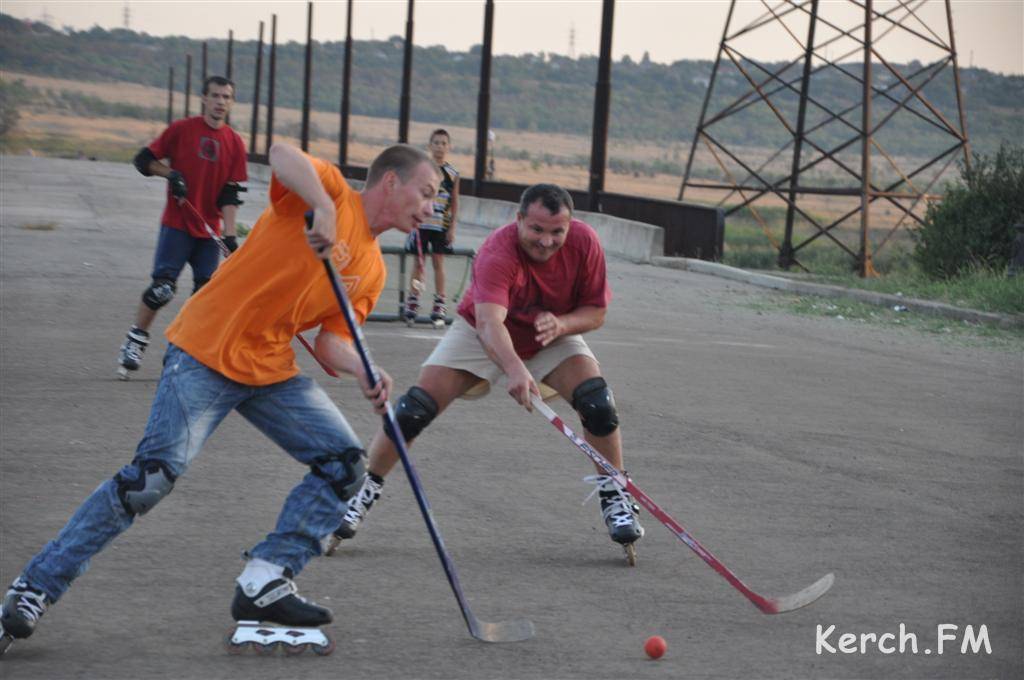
[744,294,1024,350]
[722,206,1024,317]
[0,133,137,162]
[798,266,1024,316]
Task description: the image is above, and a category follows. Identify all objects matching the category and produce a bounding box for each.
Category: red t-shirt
[148,116,248,238]
[458,220,611,359]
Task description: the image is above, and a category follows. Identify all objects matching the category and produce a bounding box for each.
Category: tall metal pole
[166,66,174,124]
[944,0,971,169]
[398,0,415,143]
[679,0,735,201]
[587,0,615,211]
[201,42,208,114]
[339,0,354,166]
[301,1,314,151]
[226,29,234,79]
[265,14,277,154]
[779,0,819,269]
[184,53,192,117]
[225,30,234,125]
[249,20,265,155]
[858,0,875,277]
[473,0,495,192]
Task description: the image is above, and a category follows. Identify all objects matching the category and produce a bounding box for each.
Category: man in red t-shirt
[117,75,248,380]
[323,183,645,560]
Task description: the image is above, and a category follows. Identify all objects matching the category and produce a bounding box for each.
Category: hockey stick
[296,333,340,378]
[181,199,233,257]
[530,394,834,615]
[311,216,534,643]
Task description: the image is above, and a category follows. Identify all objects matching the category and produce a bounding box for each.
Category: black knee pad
[142,278,176,311]
[393,386,439,442]
[571,377,619,437]
[312,447,367,503]
[115,460,176,516]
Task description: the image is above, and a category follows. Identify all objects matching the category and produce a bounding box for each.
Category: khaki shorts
[423,317,598,401]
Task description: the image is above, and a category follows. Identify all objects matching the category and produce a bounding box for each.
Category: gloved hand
[167,170,188,200]
[222,235,239,253]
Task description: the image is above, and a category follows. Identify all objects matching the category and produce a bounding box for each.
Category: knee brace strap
[312,447,367,503]
[571,377,619,437]
[115,460,176,516]
[142,278,176,311]
[393,386,439,442]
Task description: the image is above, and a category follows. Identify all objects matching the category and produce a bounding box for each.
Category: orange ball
[644,635,667,659]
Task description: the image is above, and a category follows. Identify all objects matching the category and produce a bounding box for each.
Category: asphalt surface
[1,156,1021,679]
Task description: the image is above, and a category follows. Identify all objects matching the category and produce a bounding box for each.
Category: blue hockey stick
[310,217,534,643]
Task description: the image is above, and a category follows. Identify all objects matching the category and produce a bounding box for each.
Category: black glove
[167,170,188,199]
[222,235,238,253]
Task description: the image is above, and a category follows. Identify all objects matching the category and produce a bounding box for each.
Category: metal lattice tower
[678,0,971,276]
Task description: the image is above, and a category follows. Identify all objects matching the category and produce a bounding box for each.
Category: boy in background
[404,129,459,327]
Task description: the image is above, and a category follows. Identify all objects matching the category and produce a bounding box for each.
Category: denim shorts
[151,225,221,289]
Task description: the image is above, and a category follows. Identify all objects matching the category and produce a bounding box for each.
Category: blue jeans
[152,225,221,291]
[23,345,363,603]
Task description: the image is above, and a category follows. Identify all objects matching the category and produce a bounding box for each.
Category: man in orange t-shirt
[1,143,439,650]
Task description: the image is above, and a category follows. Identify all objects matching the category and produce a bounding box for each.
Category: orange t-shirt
[166,155,385,385]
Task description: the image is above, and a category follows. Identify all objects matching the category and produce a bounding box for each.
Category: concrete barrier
[456,194,663,263]
[247,161,664,263]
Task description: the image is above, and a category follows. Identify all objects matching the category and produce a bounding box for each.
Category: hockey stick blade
[468,614,536,643]
[309,215,533,642]
[530,395,834,615]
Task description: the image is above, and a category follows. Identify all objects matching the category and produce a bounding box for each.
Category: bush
[913,144,1024,278]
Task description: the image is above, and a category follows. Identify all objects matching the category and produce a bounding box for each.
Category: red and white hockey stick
[181,198,233,257]
[530,395,834,614]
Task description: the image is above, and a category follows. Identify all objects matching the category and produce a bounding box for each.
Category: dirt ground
[0,156,1020,679]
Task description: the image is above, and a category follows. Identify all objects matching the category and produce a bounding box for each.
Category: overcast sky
[5,0,1023,75]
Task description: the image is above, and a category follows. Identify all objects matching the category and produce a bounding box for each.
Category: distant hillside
[2,13,1020,157]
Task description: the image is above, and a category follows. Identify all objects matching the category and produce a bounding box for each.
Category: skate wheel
[623,542,638,567]
[255,641,280,656]
[117,367,130,380]
[284,642,310,656]
[0,635,14,657]
[313,637,336,656]
[224,628,250,655]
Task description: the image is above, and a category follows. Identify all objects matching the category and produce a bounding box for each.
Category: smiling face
[386,160,440,233]
[516,200,572,263]
[202,83,234,126]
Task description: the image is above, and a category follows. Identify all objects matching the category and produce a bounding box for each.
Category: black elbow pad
[133,147,158,177]
[216,182,247,208]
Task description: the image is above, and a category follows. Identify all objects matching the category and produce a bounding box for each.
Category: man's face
[387,161,439,233]
[517,201,571,263]
[203,83,234,123]
[428,134,450,163]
